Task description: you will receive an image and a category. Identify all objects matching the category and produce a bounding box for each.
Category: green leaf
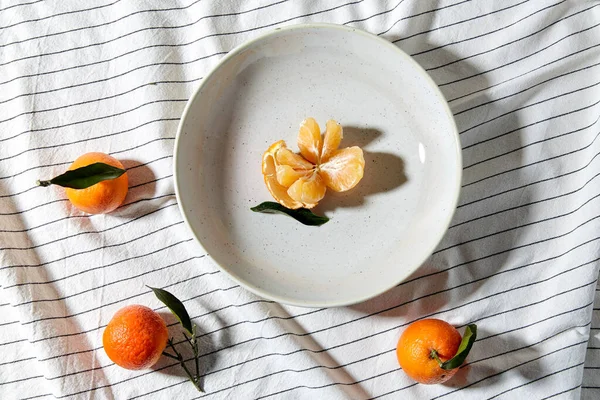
[440,324,477,370]
[147,286,193,335]
[251,201,329,226]
[37,162,126,189]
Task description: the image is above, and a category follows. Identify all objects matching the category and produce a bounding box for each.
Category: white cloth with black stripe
[1,1,600,399]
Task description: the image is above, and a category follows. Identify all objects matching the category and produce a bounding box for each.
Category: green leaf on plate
[37,162,126,189]
[251,201,329,226]
[147,286,193,335]
[436,324,477,370]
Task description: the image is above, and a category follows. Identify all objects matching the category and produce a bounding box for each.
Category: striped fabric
[1,0,600,398]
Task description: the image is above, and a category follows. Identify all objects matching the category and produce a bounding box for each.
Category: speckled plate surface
[174,24,461,308]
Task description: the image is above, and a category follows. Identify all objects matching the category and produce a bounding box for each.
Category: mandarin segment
[276,165,310,187]
[275,147,314,170]
[320,146,365,192]
[297,117,322,164]
[262,148,303,209]
[321,119,343,162]
[287,172,326,208]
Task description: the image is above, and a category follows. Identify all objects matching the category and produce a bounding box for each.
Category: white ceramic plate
[174,24,461,308]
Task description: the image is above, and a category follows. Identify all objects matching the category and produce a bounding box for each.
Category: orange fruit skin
[64,152,128,214]
[103,305,169,370]
[396,319,462,384]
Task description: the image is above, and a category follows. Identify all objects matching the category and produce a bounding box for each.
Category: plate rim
[173,22,462,308]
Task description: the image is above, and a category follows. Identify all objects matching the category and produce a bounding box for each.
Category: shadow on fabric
[344,42,530,346]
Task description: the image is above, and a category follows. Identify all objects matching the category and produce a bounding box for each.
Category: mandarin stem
[162,351,179,360]
[168,338,203,392]
[430,349,444,367]
[192,324,200,383]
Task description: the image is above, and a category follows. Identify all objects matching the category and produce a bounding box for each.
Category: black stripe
[27,275,234,345]
[35,299,274,360]
[431,341,588,399]
[470,303,593,346]
[0,356,35,367]
[0,0,464,91]
[132,173,171,188]
[463,116,600,169]
[438,22,600,87]
[458,149,600,209]
[259,348,588,399]
[539,385,581,400]
[0,0,43,12]
[3,217,183,274]
[188,266,597,355]
[0,191,173,221]
[463,97,600,151]
[447,42,600,103]
[463,125,600,189]
[452,172,600,230]
[0,0,363,70]
[262,323,589,399]
[0,99,185,144]
[0,374,44,386]
[5,238,192,289]
[343,0,406,25]
[0,87,187,124]
[405,0,559,50]
[0,197,177,236]
[431,5,600,73]
[24,233,597,352]
[134,348,398,399]
[0,146,171,183]
[453,60,600,116]
[0,0,284,49]
[37,254,597,367]
[0,338,27,347]
[0,161,71,182]
[459,80,600,136]
[29,283,239,327]
[0,118,178,167]
[487,363,585,400]
[15,255,207,308]
[0,0,120,30]
[0,184,37,199]
[401,231,600,288]
[137,290,597,398]
[368,384,419,400]
[380,0,504,37]
[435,211,600,258]
[254,370,398,400]
[0,58,204,105]
[43,279,595,393]
[109,137,175,155]
[439,191,600,253]
[1,196,176,251]
[0,0,468,105]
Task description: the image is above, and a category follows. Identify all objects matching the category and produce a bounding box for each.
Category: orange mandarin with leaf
[38,152,128,214]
